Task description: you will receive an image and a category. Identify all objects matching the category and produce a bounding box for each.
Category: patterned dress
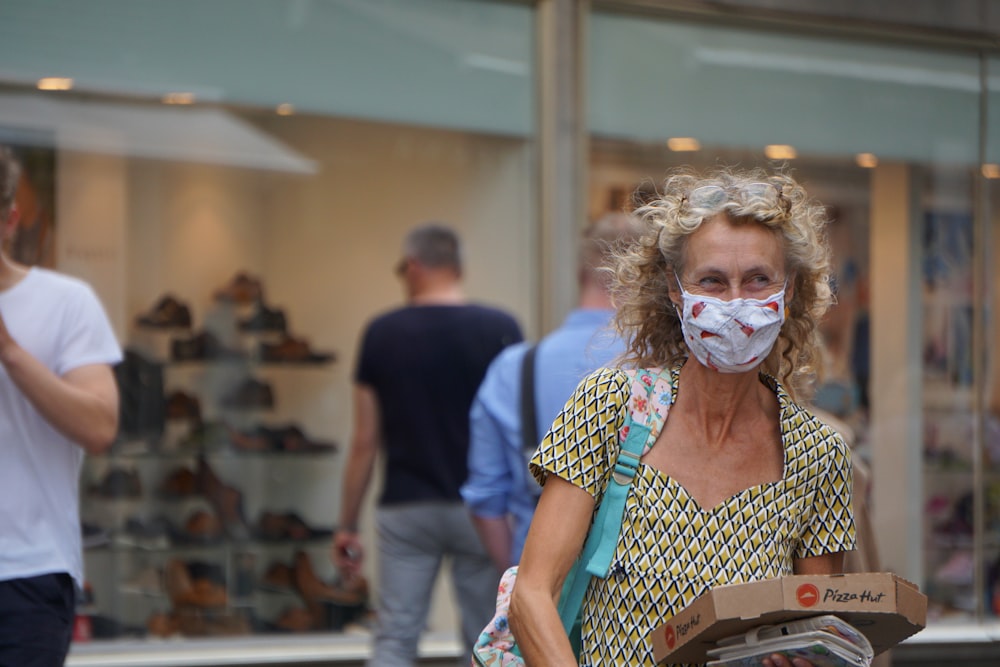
[530,365,856,667]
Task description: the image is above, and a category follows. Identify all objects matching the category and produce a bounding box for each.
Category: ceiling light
[276,103,295,116]
[162,92,195,105]
[764,144,797,160]
[667,137,701,152]
[855,153,878,168]
[37,77,73,91]
[983,164,1000,179]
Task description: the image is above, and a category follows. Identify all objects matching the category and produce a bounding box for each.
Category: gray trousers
[369,501,499,667]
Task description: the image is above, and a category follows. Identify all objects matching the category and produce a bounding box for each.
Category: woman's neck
[675,359,776,448]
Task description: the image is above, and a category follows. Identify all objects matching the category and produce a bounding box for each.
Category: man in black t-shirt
[332,223,521,666]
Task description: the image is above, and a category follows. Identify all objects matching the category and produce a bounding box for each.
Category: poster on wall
[922,210,974,388]
[7,142,56,268]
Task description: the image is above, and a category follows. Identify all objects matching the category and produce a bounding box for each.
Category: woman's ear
[667,268,683,308]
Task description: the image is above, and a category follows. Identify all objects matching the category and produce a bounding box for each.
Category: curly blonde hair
[611,166,833,399]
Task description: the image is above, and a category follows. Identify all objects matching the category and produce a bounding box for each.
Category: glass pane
[589,8,984,630]
[0,0,535,652]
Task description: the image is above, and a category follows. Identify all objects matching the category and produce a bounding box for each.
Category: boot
[196,456,249,540]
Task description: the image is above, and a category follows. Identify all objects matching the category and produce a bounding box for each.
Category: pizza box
[650,573,927,665]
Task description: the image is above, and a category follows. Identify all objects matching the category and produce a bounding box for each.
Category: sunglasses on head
[683,182,790,214]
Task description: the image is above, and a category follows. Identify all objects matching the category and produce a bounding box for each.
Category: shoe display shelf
[922,385,1000,621]
[82,285,360,642]
[82,438,352,640]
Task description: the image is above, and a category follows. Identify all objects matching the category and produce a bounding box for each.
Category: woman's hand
[762,654,815,667]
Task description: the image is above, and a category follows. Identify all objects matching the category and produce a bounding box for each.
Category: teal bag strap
[556,419,650,633]
[555,369,668,638]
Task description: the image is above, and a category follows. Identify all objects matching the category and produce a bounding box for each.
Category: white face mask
[676,282,786,374]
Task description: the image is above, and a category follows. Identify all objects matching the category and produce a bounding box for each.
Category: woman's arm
[509,475,595,667]
[793,551,845,575]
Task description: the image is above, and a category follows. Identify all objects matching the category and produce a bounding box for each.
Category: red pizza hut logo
[663,624,676,649]
[796,583,820,607]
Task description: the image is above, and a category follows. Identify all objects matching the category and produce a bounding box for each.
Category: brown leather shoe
[146,611,181,638]
[238,302,287,333]
[259,334,335,364]
[293,550,368,606]
[196,456,250,540]
[181,509,223,543]
[220,378,274,410]
[171,330,246,362]
[136,294,192,329]
[255,511,290,541]
[227,424,272,453]
[213,272,263,305]
[274,606,314,632]
[260,561,295,591]
[174,607,249,636]
[165,558,228,608]
[160,466,198,498]
[164,558,194,606]
[275,425,338,454]
[165,391,202,422]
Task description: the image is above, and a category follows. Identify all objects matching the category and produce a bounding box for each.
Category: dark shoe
[254,511,332,541]
[177,420,229,452]
[275,425,337,454]
[82,522,111,549]
[165,390,202,422]
[238,302,287,333]
[136,294,192,329]
[214,272,263,305]
[259,334,334,364]
[159,466,198,499]
[171,331,246,362]
[227,424,274,453]
[237,424,336,454]
[119,515,173,550]
[255,511,291,541]
[220,378,274,410]
[91,467,142,499]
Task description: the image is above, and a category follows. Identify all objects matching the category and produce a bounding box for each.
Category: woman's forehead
[681,216,784,271]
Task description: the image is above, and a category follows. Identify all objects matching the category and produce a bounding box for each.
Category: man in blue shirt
[462,212,640,571]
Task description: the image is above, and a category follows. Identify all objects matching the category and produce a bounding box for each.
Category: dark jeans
[0,573,75,667]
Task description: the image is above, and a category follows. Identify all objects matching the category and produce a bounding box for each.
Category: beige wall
[61,115,535,635]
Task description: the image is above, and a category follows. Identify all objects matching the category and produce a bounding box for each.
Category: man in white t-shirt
[0,146,122,666]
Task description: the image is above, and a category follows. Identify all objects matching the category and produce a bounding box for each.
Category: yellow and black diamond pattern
[530,365,857,667]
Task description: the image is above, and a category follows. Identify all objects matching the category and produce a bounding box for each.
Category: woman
[509,167,856,667]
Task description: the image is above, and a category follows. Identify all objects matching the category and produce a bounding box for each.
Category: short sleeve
[529,367,630,499]
[354,324,376,386]
[797,432,857,558]
[56,283,121,375]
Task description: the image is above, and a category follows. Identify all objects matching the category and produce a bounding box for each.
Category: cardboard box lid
[650,573,927,665]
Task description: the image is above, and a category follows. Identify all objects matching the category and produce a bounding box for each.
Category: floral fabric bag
[471,368,671,666]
